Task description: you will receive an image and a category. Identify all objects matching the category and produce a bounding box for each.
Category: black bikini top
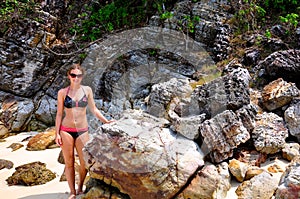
[64,87,88,108]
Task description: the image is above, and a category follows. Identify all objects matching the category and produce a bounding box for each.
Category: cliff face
[1,0,299,134]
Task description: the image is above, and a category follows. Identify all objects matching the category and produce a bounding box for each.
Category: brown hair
[67,63,85,76]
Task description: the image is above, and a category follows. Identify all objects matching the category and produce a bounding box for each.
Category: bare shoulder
[82,85,93,93]
[58,87,68,96]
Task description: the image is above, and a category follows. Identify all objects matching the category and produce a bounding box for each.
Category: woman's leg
[75,131,89,194]
[60,131,76,197]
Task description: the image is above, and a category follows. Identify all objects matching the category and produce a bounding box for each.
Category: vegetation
[0,0,36,35]
[2,0,299,42]
[69,0,178,41]
[233,0,300,34]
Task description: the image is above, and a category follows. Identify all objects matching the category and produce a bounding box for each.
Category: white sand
[0,132,70,199]
[0,132,288,199]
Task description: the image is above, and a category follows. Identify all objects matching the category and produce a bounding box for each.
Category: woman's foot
[68,193,76,199]
[76,189,84,195]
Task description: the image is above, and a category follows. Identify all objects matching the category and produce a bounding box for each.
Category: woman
[55,63,114,199]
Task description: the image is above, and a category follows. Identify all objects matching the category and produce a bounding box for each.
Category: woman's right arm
[55,89,64,146]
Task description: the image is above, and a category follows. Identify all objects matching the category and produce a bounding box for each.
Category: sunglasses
[69,73,83,78]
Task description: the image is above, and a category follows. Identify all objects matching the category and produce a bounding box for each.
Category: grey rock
[284,100,300,141]
[199,110,250,163]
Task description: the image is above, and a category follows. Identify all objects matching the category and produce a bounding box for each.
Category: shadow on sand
[18,192,71,199]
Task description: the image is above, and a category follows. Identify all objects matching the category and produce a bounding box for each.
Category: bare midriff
[61,107,88,129]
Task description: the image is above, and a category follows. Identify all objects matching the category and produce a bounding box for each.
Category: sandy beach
[0,132,72,199]
[0,131,288,199]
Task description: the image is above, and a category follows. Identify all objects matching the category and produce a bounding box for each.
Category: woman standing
[55,63,114,199]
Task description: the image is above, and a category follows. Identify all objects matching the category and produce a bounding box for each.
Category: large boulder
[83,109,204,199]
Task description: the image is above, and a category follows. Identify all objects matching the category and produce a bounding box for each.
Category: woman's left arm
[86,86,115,124]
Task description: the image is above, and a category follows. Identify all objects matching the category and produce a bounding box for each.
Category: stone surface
[6,161,56,186]
[229,159,249,182]
[0,159,14,170]
[186,68,251,118]
[262,78,299,111]
[177,162,231,199]
[244,166,264,180]
[7,143,24,151]
[234,149,267,167]
[252,112,288,154]
[275,156,300,199]
[199,110,250,163]
[26,127,56,151]
[83,110,204,199]
[282,143,300,161]
[235,171,280,199]
[284,100,300,141]
[255,49,300,88]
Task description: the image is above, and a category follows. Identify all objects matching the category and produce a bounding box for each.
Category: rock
[6,161,56,186]
[282,143,300,161]
[169,108,206,139]
[243,48,260,66]
[244,166,264,180]
[199,110,250,163]
[275,156,300,199]
[34,95,57,126]
[177,162,231,199]
[235,103,258,132]
[229,159,250,182]
[234,149,267,167]
[83,178,130,199]
[83,109,204,199]
[147,78,193,118]
[235,171,280,199]
[267,163,284,173]
[186,68,250,118]
[0,94,34,134]
[255,49,300,88]
[252,112,288,154]
[262,78,299,111]
[0,159,14,170]
[26,127,56,150]
[57,149,64,164]
[249,88,264,114]
[0,121,9,139]
[7,143,24,151]
[284,100,300,141]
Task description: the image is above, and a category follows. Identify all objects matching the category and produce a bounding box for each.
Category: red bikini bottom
[60,125,88,139]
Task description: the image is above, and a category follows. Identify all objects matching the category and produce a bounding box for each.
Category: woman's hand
[55,134,62,146]
[105,119,116,124]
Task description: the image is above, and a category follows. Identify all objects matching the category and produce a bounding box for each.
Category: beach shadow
[18,192,69,199]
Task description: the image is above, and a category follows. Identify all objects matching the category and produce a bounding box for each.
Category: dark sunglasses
[69,73,83,78]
